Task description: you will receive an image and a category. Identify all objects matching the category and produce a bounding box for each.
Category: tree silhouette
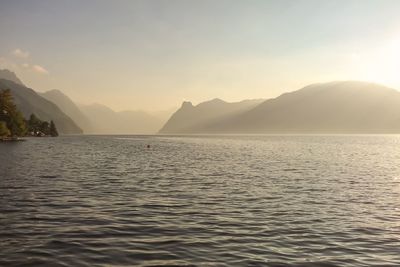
[50,120,58,137]
[0,89,59,137]
[0,89,26,136]
[0,121,10,137]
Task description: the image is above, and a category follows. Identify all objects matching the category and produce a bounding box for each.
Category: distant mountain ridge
[159,98,265,133]
[41,89,93,132]
[79,103,166,134]
[160,81,400,134]
[215,81,400,133]
[0,78,82,134]
[0,69,24,85]
[40,89,175,134]
[4,68,399,134]
[0,69,171,135]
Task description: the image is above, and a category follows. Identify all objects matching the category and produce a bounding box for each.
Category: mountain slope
[207,81,400,133]
[0,79,82,134]
[159,98,265,133]
[41,89,92,132]
[0,69,24,85]
[80,103,164,134]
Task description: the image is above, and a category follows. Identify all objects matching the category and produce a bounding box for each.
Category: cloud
[32,64,49,74]
[1,54,49,75]
[12,48,30,58]
[0,57,17,69]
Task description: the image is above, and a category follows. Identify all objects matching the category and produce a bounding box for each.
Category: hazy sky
[1,0,400,111]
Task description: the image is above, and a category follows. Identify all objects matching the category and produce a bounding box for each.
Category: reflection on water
[1,135,400,266]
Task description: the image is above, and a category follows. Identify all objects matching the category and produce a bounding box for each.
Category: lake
[1,135,400,266]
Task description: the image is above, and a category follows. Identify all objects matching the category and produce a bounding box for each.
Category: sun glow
[358,36,400,88]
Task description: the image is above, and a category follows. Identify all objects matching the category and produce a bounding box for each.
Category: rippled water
[1,135,400,266]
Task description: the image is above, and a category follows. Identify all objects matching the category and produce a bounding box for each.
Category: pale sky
[1,0,400,111]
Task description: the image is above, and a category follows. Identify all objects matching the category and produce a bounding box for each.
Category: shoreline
[0,137,26,142]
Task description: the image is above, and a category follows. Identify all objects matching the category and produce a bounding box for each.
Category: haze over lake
[2,0,400,266]
[1,135,400,266]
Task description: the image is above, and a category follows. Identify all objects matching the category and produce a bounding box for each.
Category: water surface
[1,135,400,266]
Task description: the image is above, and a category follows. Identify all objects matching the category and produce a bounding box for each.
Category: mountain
[182,81,400,134]
[159,98,265,133]
[41,89,172,134]
[80,103,165,134]
[0,69,24,85]
[0,78,82,134]
[41,89,92,132]
[151,107,178,123]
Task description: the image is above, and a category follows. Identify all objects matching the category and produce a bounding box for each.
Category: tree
[0,89,26,136]
[0,90,12,123]
[0,90,58,138]
[40,121,50,135]
[50,120,58,137]
[26,113,59,137]
[0,121,10,137]
[8,110,26,136]
[28,114,40,129]
[27,114,41,135]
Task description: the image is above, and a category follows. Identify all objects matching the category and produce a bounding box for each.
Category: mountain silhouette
[41,89,92,132]
[0,78,82,134]
[80,103,165,134]
[220,81,400,133]
[159,98,265,133]
[160,81,400,134]
[0,69,24,85]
